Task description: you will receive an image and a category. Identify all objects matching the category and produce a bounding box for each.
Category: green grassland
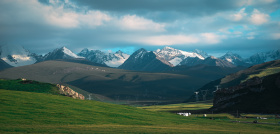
[1,89,280,133]
[0,79,59,95]
[138,101,213,112]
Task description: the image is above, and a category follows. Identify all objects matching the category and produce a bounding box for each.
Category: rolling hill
[0,60,190,103]
[0,60,244,104]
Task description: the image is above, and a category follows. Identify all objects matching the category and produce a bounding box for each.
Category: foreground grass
[138,101,213,112]
[1,89,280,133]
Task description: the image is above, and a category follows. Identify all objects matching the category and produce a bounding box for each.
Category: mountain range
[1,45,280,72]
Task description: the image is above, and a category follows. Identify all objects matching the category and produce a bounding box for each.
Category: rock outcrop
[56,84,85,100]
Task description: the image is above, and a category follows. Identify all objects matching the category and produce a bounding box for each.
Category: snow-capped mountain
[78,48,130,67]
[43,47,84,61]
[245,49,280,65]
[78,49,106,64]
[180,56,235,68]
[220,52,250,67]
[154,46,204,66]
[193,49,209,58]
[0,45,37,67]
[104,50,130,67]
[118,48,173,71]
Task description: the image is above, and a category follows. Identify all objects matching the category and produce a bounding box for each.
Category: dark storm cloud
[73,0,240,16]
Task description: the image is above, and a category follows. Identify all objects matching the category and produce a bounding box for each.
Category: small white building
[177,112,191,117]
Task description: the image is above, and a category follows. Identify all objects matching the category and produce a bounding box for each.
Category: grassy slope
[1,89,280,134]
[242,67,280,82]
[139,101,213,112]
[0,79,60,95]
[221,60,280,87]
[187,60,280,102]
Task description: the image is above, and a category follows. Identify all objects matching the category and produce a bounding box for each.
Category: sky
[0,0,279,57]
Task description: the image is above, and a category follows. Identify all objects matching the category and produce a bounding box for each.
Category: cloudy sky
[0,0,279,57]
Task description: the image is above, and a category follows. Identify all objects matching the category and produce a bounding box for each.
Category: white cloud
[200,33,224,44]
[46,6,79,28]
[247,36,255,39]
[119,15,165,32]
[250,9,269,25]
[135,35,198,46]
[125,33,225,46]
[229,8,247,21]
[79,11,111,27]
[247,32,256,39]
[271,33,280,40]
[0,0,111,28]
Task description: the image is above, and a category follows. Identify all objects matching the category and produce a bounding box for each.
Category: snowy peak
[134,48,148,59]
[78,48,89,57]
[180,55,235,68]
[220,52,243,62]
[78,48,130,67]
[118,48,172,71]
[61,47,82,59]
[193,49,209,58]
[245,49,280,65]
[0,45,37,67]
[43,46,83,61]
[154,46,204,66]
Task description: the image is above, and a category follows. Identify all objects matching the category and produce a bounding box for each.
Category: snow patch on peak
[61,47,83,58]
[135,49,147,59]
[78,48,130,67]
[154,46,205,66]
[193,49,209,58]
[169,57,183,66]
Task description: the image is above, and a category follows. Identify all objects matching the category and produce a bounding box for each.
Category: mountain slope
[0,45,37,67]
[180,56,236,68]
[245,49,280,65]
[186,59,280,102]
[43,47,83,61]
[119,48,173,72]
[193,49,209,58]
[0,58,12,71]
[212,72,280,113]
[220,52,250,66]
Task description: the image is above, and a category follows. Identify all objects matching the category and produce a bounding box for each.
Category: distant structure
[88,94,92,100]
[201,90,208,101]
[177,112,191,117]
[215,85,220,91]
[194,92,199,102]
[213,85,220,95]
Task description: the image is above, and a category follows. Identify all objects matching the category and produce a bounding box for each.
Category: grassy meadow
[1,89,280,133]
[138,101,213,112]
